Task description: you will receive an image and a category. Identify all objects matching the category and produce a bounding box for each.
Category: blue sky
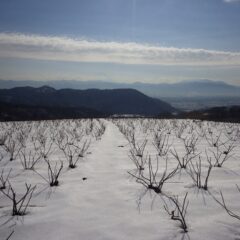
[0,0,240,85]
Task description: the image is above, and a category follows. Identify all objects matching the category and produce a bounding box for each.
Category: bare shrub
[212,186,240,221]
[0,182,36,216]
[34,131,54,159]
[170,148,199,169]
[77,140,91,158]
[94,121,106,140]
[128,156,178,194]
[0,132,8,146]
[19,149,41,170]
[45,159,63,187]
[209,141,235,167]
[130,139,148,158]
[205,131,224,148]
[175,122,187,139]
[5,230,14,240]
[153,131,171,157]
[56,133,90,169]
[188,155,212,190]
[16,129,29,148]
[164,192,189,233]
[0,151,5,162]
[0,168,12,190]
[129,150,147,172]
[183,134,199,155]
[3,138,22,161]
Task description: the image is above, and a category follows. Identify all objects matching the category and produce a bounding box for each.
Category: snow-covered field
[0,118,240,240]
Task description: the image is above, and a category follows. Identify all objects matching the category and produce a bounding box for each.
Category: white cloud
[0,32,240,66]
[223,0,240,3]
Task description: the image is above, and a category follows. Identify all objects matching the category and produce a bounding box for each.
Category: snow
[0,119,240,240]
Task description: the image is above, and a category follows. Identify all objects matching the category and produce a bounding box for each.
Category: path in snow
[10,121,170,240]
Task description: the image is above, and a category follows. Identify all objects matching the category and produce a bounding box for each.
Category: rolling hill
[0,86,175,120]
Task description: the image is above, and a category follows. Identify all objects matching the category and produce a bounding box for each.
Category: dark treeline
[0,102,107,121]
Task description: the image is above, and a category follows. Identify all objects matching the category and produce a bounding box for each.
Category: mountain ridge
[0,79,239,98]
[0,86,175,117]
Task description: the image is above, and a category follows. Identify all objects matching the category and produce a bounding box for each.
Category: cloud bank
[0,33,240,66]
[223,0,240,3]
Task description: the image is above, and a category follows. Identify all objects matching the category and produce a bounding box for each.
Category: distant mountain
[158,80,240,98]
[0,86,175,118]
[0,79,239,98]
